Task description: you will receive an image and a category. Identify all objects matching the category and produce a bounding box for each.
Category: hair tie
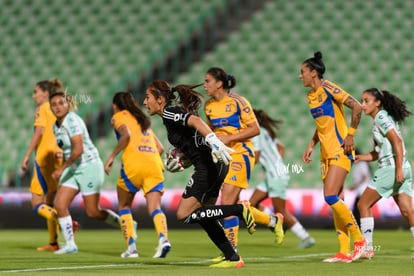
[376,88,384,98]
[227,74,232,81]
[171,86,176,93]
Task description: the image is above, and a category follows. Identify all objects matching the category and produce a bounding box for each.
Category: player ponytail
[253,109,283,139]
[113,91,151,131]
[303,51,326,79]
[206,67,236,92]
[149,80,203,115]
[364,88,411,123]
[36,78,64,94]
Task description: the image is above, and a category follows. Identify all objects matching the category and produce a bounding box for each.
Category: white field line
[1,253,331,273]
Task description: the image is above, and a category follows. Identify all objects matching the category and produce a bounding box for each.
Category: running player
[144,80,255,268]
[49,91,120,254]
[104,91,170,258]
[357,88,414,259]
[21,79,78,251]
[300,51,366,262]
[204,67,284,254]
[249,109,315,248]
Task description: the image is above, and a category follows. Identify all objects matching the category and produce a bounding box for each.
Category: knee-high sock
[152,209,168,240]
[58,215,75,246]
[223,217,239,250]
[119,209,136,246]
[35,203,58,245]
[333,211,350,254]
[105,209,120,227]
[290,222,310,240]
[251,206,271,226]
[331,200,363,241]
[360,217,374,251]
[199,219,239,261]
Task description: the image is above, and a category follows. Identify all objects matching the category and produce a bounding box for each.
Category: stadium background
[0,0,413,229]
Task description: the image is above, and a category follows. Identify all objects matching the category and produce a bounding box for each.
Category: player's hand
[302,146,313,163]
[52,167,64,181]
[396,167,404,184]
[164,154,184,172]
[21,155,29,172]
[342,135,354,155]
[104,157,114,175]
[205,133,235,165]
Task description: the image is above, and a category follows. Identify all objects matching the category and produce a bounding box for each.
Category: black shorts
[182,162,229,203]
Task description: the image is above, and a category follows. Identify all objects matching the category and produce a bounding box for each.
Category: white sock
[410,226,414,238]
[360,217,374,251]
[269,215,276,228]
[105,209,120,227]
[290,222,310,240]
[58,215,75,245]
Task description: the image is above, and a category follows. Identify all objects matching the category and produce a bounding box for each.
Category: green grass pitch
[1,229,413,275]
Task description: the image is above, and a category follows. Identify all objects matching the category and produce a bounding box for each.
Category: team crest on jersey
[225,104,232,112]
[243,106,251,113]
[318,94,323,103]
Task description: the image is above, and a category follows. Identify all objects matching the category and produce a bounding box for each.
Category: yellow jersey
[111,110,162,168]
[33,102,61,166]
[205,92,257,156]
[307,80,351,160]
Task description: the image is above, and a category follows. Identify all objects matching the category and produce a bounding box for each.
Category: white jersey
[252,126,289,180]
[53,112,100,170]
[372,110,407,168]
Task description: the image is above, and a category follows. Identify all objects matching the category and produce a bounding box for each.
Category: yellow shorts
[223,153,255,189]
[30,156,63,195]
[117,162,165,196]
[320,151,353,180]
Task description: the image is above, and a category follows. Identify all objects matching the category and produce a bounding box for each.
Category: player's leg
[117,186,138,258]
[54,185,79,254]
[219,183,241,250]
[145,190,170,258]
[394,193,414,238]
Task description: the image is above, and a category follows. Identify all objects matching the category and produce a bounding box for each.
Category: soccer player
[104,91,170,258]
[144,80,255,268]
[49,91,120,254]
[203,67,284,254]
[356,88,414,259]
[300,51,366,263]
[249,109,315,249]
[21,79,78,251]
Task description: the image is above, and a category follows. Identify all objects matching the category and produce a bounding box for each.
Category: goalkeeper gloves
[205,133,234,165]
[164,154,184,173]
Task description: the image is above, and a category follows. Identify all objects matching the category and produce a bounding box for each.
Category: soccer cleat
[322,252,352,263]
[209,257,244,268]
[361,249,374,259]
[153,238,171,258]
[240,200,255,235]
[37,243,59,251]
[273,213,284,244]
[352,238,367,260]
[211,254,225,264]
[121,249,139,258]
[298,236,316,249]
[54,243,78,254]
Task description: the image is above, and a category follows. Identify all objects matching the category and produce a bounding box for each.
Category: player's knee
[324,195,340,205]
[85,208,101,219]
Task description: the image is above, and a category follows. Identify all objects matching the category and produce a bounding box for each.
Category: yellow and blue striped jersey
[33,102,61,166]
[307,80,351,159]
[111,110,162,167]
[205,92,257,156]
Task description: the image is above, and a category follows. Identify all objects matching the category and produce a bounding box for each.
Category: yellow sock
[152,209,168,239]
[333,211,350,254]
[331,200,363,241]
[119,210,135,245]
[251,206,271,226]
[35,203,58,245]
[224,217,239,250]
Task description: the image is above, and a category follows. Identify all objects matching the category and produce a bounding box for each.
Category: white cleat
[54,243,78,254]
[121,249,139,258]
[153,238,171,258]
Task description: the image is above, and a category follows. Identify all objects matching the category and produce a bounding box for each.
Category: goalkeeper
[143,80,255,268]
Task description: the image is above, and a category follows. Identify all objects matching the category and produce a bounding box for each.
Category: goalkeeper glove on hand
[164,154,184,172]
[205,133,234,165]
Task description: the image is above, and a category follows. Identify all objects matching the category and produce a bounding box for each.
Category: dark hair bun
[314,51,323,60]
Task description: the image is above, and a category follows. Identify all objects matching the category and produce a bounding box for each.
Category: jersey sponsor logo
[87,182,93,189]
[230,175,237,181]
[231,162,243,171]
[137,145,156,153]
